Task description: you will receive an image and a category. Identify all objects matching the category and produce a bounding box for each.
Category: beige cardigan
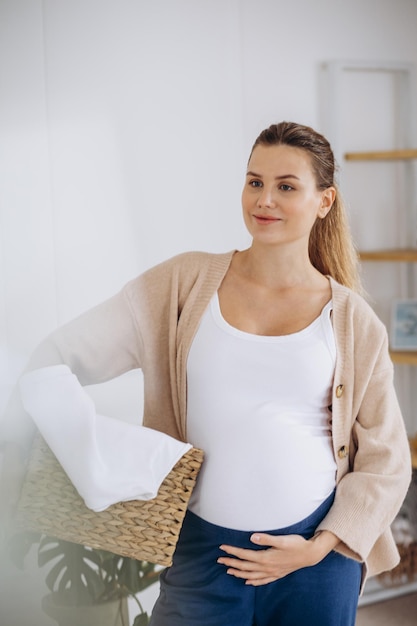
[4,250,412,579]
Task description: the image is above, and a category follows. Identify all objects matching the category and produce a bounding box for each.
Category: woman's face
[241,144,334,248]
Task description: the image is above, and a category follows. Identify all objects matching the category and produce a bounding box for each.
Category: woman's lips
[253,214,281,224]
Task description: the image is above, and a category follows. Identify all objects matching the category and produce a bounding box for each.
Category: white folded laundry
[19,365,192,511]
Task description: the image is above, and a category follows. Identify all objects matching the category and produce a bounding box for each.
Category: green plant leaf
[115,557,160,595]
[10,532,159,606]
[39,539,106,604]
[37,540,67,567]
[132,613,150,626]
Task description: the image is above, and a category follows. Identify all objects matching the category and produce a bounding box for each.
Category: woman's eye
[249,180,262,188]
[279,184,293,191]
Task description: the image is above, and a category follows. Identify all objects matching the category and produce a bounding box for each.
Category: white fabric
[19,365,192,512]
[187,294,337,530]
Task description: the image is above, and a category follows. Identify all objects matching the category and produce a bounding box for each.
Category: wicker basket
[15,434,204,566]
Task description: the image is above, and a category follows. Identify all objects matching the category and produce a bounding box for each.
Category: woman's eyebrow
[246,170,300,180]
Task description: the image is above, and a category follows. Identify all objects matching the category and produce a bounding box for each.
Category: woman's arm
[0,283,143,543]
[315,334,412,566]
[0,284,142,448]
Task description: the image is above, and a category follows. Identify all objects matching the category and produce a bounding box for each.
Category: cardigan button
[338,445,349,459]
[335,384,344,398]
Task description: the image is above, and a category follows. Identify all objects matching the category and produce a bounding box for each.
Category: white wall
[1,1,417,624]
[1,0,417,413]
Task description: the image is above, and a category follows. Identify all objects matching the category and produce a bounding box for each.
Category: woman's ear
[318,186,336,219]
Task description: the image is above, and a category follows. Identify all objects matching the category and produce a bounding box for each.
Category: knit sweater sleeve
[0,250,231,450]
[0,285,143,450]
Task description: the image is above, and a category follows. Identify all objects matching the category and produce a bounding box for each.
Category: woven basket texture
[15,434,204,566]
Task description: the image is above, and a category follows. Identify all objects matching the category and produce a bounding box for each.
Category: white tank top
[186,293,337,530]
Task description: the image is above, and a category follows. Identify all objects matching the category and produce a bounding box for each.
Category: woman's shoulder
[124,250,235,300]
[329,277,388,336]
[142,250,235,279]
[158,249,235,271]
[330,277,376,312]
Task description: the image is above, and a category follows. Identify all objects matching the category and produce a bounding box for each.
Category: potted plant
[8,530,160,626]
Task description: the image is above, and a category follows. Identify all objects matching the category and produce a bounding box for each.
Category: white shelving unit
[321,60,417,604]
[359,578,417,607]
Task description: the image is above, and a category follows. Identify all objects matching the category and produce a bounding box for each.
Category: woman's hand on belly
[217,530,340,586]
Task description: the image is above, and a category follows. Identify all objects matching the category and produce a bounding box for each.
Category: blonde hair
[251,121,362,292]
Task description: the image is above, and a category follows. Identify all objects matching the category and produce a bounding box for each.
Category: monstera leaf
[38,537,107,605]
[133,614,151,626]
[8,530,159,622]
[99,551,160,598]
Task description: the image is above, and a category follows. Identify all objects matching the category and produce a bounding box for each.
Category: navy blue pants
[150,492,362,626]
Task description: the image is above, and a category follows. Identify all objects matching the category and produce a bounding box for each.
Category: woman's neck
[235,243,324,291]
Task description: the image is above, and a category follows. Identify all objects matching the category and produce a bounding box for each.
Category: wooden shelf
[410,435,417,469]
[390,351,417,366]
[359,251,417,367]
[358,248,417,262]
[345,149,417,161]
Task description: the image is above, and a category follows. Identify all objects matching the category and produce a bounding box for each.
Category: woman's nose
[257,187,276,208]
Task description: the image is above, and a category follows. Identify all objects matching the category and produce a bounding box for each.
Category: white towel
[19,365,192,512]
